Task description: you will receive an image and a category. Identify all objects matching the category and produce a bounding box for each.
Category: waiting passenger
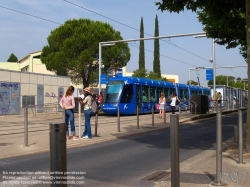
[159,93,166,118]
[142,93,148,102]
[170,93,181,114]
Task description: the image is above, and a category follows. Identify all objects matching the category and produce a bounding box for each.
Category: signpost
[101,74,107,84]
[206,69,213,81]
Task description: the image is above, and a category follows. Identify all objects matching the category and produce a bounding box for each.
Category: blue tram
[102,76,210,115]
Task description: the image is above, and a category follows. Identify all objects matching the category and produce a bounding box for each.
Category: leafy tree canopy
[41,19,130,87]
[132,68,148,78]
[7,53,18,62]
[147,71,161,80]
[187,80,198,85]
[156,0,246,59]
[208,75,247,90]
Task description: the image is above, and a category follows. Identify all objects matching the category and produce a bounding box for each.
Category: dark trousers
[171,106,175,114]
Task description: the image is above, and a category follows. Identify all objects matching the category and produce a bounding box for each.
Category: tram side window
[120,84,133,103]
[163,88,169,100]
[149,86,156,102]
[198,91,202,95]
[170,88,176,96]
[180,89,188,101]
[142,86,149,102]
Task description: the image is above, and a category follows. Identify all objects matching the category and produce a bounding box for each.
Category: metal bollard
[211,108,226,186]
[24,107,28,147]
[117,106,120,132]
[170,114,180,187]
[50,123,67,187]
[164,104,166,124]
[238,109,244,164]
[243,123,246,138]
[62,109,65,122]
[178,106,181,118]
[78,102,81,139]
[152,106,154,126]
[234,126,238,144]
[95,113,98,136]
[137,105,139,129]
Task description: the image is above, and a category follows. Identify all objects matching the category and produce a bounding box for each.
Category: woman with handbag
[159,93,166,118]
[170,93,181,114]
[59,86,78,140]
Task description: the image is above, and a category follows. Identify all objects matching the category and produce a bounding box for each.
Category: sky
[0,0,247,86]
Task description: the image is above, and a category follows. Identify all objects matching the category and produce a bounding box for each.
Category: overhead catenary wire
[0,5,61,25]
[62,0,246,78]
[0,4,205,69]
[0,3,245,79]
[62,0,209,62]
[128,43,197,67]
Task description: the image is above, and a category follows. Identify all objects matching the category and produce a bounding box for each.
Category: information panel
[0,82,21,115]
[37,84,44,113]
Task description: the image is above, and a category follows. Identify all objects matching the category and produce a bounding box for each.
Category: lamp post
[194,36,216,103]
[211,39,216,107]
[98,43,115,95]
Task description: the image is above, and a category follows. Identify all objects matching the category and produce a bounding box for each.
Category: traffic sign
[206,69,213,80]
[101,74,107,84]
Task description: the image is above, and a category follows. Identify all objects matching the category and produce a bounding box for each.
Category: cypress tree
[139,17,145,70]
[7,53,18,62]
[153,15,161,78]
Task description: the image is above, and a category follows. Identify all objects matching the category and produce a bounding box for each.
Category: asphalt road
[0,111,246,187]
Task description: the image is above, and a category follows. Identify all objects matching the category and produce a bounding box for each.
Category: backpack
[88,95,98,116]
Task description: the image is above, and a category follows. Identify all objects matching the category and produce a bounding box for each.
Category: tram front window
[105,81,123,103]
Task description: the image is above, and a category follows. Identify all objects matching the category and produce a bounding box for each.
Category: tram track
[0,113,163,136]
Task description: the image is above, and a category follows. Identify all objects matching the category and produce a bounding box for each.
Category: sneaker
[72,137,79,140]
[81,135,89,139]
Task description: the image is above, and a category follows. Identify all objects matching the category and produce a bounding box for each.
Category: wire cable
[0,5,61,25]
[0,4,245,78]
[62,0,209,62]
[128,43,197,67]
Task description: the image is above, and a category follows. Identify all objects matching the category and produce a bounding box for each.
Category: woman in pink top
[59,86,78,140]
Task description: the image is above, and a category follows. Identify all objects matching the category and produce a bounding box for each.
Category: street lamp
[98,43,115,95]
[194,35,216,104]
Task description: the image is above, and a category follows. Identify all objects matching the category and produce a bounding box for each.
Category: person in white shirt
[159,93,166,118]
[170,93,181,114]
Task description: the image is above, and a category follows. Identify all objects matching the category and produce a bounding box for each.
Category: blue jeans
[82,109,92,138]
[65,109,75,135]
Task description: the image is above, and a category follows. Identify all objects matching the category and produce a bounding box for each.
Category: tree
[147,71,161,80]
[156,0,250,152]
[236,77,242,82]
[132,68,148,78]
[187,80,198,85]
[246,0,250,153]
[139,17,145,70]
[41,19,130,88]
[156,0,246,58]
[207,75,235,87]
[7,53,18,62]
[153,15,161,78]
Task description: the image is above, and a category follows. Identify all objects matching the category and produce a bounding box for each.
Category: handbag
[176,99,180,105]
[156,104,160,110]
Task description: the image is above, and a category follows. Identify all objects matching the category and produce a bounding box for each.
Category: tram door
[136,85,141,112]
[149,86,157,110]
[142,85,150,112]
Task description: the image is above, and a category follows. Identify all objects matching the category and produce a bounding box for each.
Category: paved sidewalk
[0,109,249,187]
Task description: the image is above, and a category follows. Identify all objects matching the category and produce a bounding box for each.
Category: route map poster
[0,81,21,115]
[37,84,44,113]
